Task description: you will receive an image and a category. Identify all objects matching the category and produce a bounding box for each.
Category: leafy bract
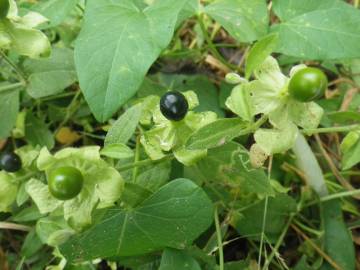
[0,171,18,212]
[24,47,77,98]
[26,147,124,231]
[204,0,268,43]
[60,179,214,262]
[75,0,189,121]
[0,1,50,58]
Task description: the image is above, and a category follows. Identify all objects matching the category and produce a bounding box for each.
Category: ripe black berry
[0,152,22,173]
[160,91,189,121]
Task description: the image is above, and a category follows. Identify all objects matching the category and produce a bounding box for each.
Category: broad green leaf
[60,179,214,262]
[25,114,55,149]
[0,86,19,139]
[272,0,339,21]
[292,133,328,196]
[75,0,189,121]
[204,0,268,43]
[32,0,78,27]
[105,104,142,146]
[173,147,207,166]
[225,84,254,121]
[273,3,360,60]
[100,143,134,159]
[187,142,273,197]
[245,33,279,79]
[186,118,248,150]
[231,194,296,242]
[159,248,201,270]
[120,182,153,208]
[321,200,355,270]
[327,111,360,124]
[24,47,77,98]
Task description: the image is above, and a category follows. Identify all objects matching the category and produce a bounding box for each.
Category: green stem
[0,82,24,93]
[302,124,359,135]
[132,135,141,183]
[214,206,224,270]
[293,219,321,236]
[262,214,295,270]
[54,90,82,133]
[197,14,238,71]
[117,155,174,172]
[0,50,27,84]
[304,189,360,208]
[0,222,31,231]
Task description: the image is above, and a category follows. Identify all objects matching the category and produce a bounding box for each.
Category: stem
[117,155,174,172]
[262,214,295,270]
[291,224,342,270]
[54,90,82,134]
[304,189,360,208]
[0,50,27,84]
[197,14,237,71]
[0,222,31,231]
[132,135,141,183]
[258,156,273,269]
[0,82,24,93]
[302,124,359,135]
[214,206,224,270]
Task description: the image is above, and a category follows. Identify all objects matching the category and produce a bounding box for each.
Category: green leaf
[187,142,273,197]
[120,182,153,208]
[32,0,78,27]
[272,0,340,21]
[104,104,142,145]
[321,200,355,270]
[24,47,77,98]
[60,178,214,262]
[342,139,360,170]
[204,0,268,43]
[0,86,19,139]
[25,114,55,149]
[272,3,360,60]
[159,248,201,270]
[245,33,279,79]
[232,194,296,242]
[186,118,248,150]
[75,0,189,121]
[100,143,134,159]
